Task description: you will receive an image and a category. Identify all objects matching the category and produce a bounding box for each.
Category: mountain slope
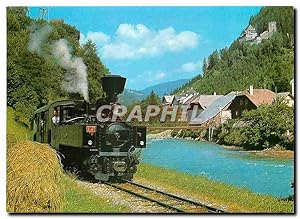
[175,6,294,95]
[118,89,146,106]
[139,78,190,96]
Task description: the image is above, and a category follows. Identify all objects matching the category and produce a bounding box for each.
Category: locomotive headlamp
[88,140,93,146]
[140,141,144,146]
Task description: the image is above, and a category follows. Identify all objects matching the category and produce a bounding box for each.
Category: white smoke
[28,24,89,102]
[28,24,53,56]
[53,39,89,102]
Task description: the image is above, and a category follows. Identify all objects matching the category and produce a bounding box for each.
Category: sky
[29,6,262,90]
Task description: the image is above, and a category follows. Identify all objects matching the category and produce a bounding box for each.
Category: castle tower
[268,21,277,33]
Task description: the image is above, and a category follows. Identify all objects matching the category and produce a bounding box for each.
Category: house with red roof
[228,86,276,119]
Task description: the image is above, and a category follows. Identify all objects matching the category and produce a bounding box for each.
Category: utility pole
[39,7,48,20]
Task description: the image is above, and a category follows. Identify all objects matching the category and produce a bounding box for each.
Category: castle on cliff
[239,22,277,43]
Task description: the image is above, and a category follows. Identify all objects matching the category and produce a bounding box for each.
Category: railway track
[104,179,228,213]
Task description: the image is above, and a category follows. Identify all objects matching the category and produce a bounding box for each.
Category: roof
[183,95,198,105]
[178,95,188,103]
[241,89,275,107]
[246,24,256,32]
[33,99,82,115]
[191,95,223,109]
[189,94,236,125]
[276,92,293,100]
[182,94,196,105]
[162,95,174,104]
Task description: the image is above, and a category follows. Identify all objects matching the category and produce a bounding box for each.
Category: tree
[202,57,207,75]
[7,7,111,126]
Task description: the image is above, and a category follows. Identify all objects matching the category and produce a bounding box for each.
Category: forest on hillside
[174,6,294,95]
[7,7,110,125]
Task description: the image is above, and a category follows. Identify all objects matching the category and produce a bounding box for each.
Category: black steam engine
[31,75,146,181]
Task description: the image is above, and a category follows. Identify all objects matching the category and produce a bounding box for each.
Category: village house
[188,85,280,126]
[276,92,294,107]
[162,87,198,107]
[162,95,175,106]
[187,94,223,120]
[189,94,236,127]
[228,86,276,119]
[290,79,294,97]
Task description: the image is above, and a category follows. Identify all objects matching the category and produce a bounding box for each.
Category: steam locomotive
[31,75,146,181]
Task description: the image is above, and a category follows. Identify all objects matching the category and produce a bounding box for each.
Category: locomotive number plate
[86,126,97,135]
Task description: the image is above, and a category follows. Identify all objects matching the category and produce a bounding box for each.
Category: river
[141,138,294,198]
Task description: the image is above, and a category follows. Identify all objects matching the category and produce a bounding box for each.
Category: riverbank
[135,163,294,213]
[147,130,173,139]
[147,130,294,159]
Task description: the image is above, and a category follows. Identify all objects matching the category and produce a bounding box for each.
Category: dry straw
[7,136,65,212]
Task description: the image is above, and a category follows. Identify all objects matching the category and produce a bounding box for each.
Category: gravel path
[76,180,173,213]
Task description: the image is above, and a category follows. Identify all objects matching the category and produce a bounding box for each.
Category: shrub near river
[170,101,294,152]
[217,101,294,150]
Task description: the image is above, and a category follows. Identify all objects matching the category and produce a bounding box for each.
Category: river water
[141,138,294,198]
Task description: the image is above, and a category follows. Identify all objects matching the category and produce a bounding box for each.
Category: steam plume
[28,24,53,56]
[28,24,89,102]
[53,39,89,102]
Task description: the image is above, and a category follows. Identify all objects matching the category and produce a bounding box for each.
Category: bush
[171,130,178,137]
[217,102,294,150]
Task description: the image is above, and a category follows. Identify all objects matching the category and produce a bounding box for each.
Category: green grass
[135,163,294,213]
[7,106,31,141]
[62,176,129,213]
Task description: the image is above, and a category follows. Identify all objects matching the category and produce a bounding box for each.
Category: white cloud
[154,72,166,80]
[116,24,150,41]
[81,24,199,60]
[103,42,135,59]
[80,31,110,45]
[181,60,202,73]
[138,71,167,82]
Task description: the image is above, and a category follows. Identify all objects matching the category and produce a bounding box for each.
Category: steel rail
[121,179,227,213]
[103,182,184,213]
[104,179,228,213]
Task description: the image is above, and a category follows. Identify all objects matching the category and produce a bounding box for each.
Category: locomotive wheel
[121,173,134,181]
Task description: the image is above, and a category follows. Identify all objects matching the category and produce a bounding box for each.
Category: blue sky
[29,6,261,90]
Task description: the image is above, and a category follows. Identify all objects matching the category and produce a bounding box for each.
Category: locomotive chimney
[101,75,126,103]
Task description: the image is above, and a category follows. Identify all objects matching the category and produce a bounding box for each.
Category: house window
[240,99,243,105]
[245,99,248,105]
[235,110,239,116]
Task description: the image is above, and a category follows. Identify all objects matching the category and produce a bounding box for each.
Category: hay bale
[7,140,65,212]
[7,134,17,149]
